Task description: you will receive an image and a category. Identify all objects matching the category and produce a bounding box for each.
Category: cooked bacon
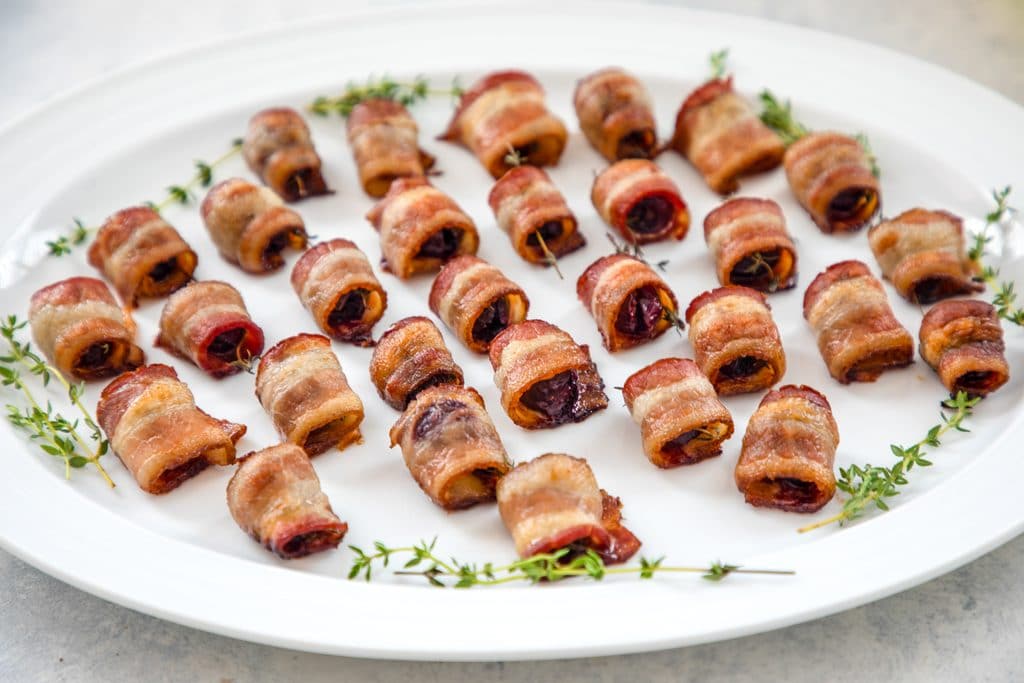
[369,316,465,410]
[227,443,348,559]
[496,453,640,563]
[704,197,797,292]
[154,281,264,378]
[685,286,786,395]
[784,131,880,233]
[489,320,608,429]
[28,277,144,381]
[591,159,689,244]
[242,107,330,201]
[97,364,245,494]
[573,67,657,161]
[440,70,568,178]
[803,260,914,383]
[347,98,436,198]
[255,334,364,457]
[919,300,1008,398]
[487,166,585,265]
[290,238,387,346]
[576,254,679,351]
[365,177,479,278]
[87,206,197,307]
[200,178,308,273]
[429,255,529,353]
[735,385,838,513]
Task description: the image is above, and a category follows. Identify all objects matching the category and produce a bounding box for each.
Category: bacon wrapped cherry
[591,159,689,244]
[243,107,330,201]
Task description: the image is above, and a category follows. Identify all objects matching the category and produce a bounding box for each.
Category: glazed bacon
[366,177,479,278]
[868,208,982,304]
[389,385,512,510]
[576,254,680,352]
[200,178,308,273]
[685,286,786,395]
[227,443,348,559]
[369,316,465,410]
[290,238,387,346]
[97,364,245,494]
[429,256,529,353]
[487,166,585,265]
[441,70,567,178]
[735,385,838,513]
[496,453,640,563]
[28,277,144,381]
[573,67,657,161]
[242,107,330,201]
[255,334,364,457]
[803,260,914,383]
[155,281,264,379]
[347,98,435,198]
[87,206,197,307]
[704,197,797,292]
[784,131,880,233]
[919,300,1009,398]
[591,159,689,244]
[489,320,608,429]
[622,358,734,468]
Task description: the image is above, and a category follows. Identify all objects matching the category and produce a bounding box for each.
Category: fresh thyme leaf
[758,90,809,145]
[605,232,669,272]
[709,48,730,80]
[309,75,462,117]
[970,186,1022,324]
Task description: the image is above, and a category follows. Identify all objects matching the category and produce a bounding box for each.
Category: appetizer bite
[704,197,797,292]
[591,159,690,244]
[919,300,1009,398]
[573,67,657,161]
[243,107,331,201]
[369,316,465,411]
[347,98,436,198]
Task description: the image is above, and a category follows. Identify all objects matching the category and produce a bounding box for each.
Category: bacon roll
[868,208,982,304]
[919,300,1009,398]
[576,254,680,351]
[366,177,479,278]
[784,132,880,233]
[87,206,197,307]
[227,443,348,559]
[735,385,838,513]
[200,178,308,273]
[254,334,364,457]
[489,320,608,429]
[242,107,330,201]
[667,77,786,194]
[369,316,465,410]
[487,165,585,265]
[290,238,387,346]
[28,277,144,381]
[803,260,914,383]
[389,385,512,510]
[591,159,690,244]
[573,67,657,161]
[97,364,245,494]
[440,70,568,178]
[346,98,436,198]
[428,256,529,353]
[496,453,640,563]
[685,286,786,395]
[622,358,734,468]
[704,197,797,292]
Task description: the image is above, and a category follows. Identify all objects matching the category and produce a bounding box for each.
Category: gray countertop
[2,1,1024,680]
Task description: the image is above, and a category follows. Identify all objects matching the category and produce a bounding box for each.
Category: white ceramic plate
[1,1,1023,661]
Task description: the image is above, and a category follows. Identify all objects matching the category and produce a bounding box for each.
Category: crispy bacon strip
[97,364,245,494]
[735,385,838,513]
[243,107,330,201]
[440,70,568,178]
[347,98,436,198]
[803,260,914,383]
[704,197,797,292]
[369,316,465,410]
[591,159,689,244]
[255,334,364,457]
[489,320,608,429]
[227,443,348,559]
[573,67,657,161]
[919,300,1009,398]
[87,206,197,307]
[366,177,479,278]
[429,255,529,353]
[576,254,679,351]
[29,277,144,381]
[290,238,388,346]
[685,286,786,395]
[496,453,640,563]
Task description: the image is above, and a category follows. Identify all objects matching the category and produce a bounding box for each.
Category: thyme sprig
[662,308,686,336]
[854,133,881,179]
[758,90,809,145]
[709,48,730,80]
[606,232,668,272]
[309,75,464,117]
[45,218,92,257]
[969,186,1022,325]
[737,251,780,293]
